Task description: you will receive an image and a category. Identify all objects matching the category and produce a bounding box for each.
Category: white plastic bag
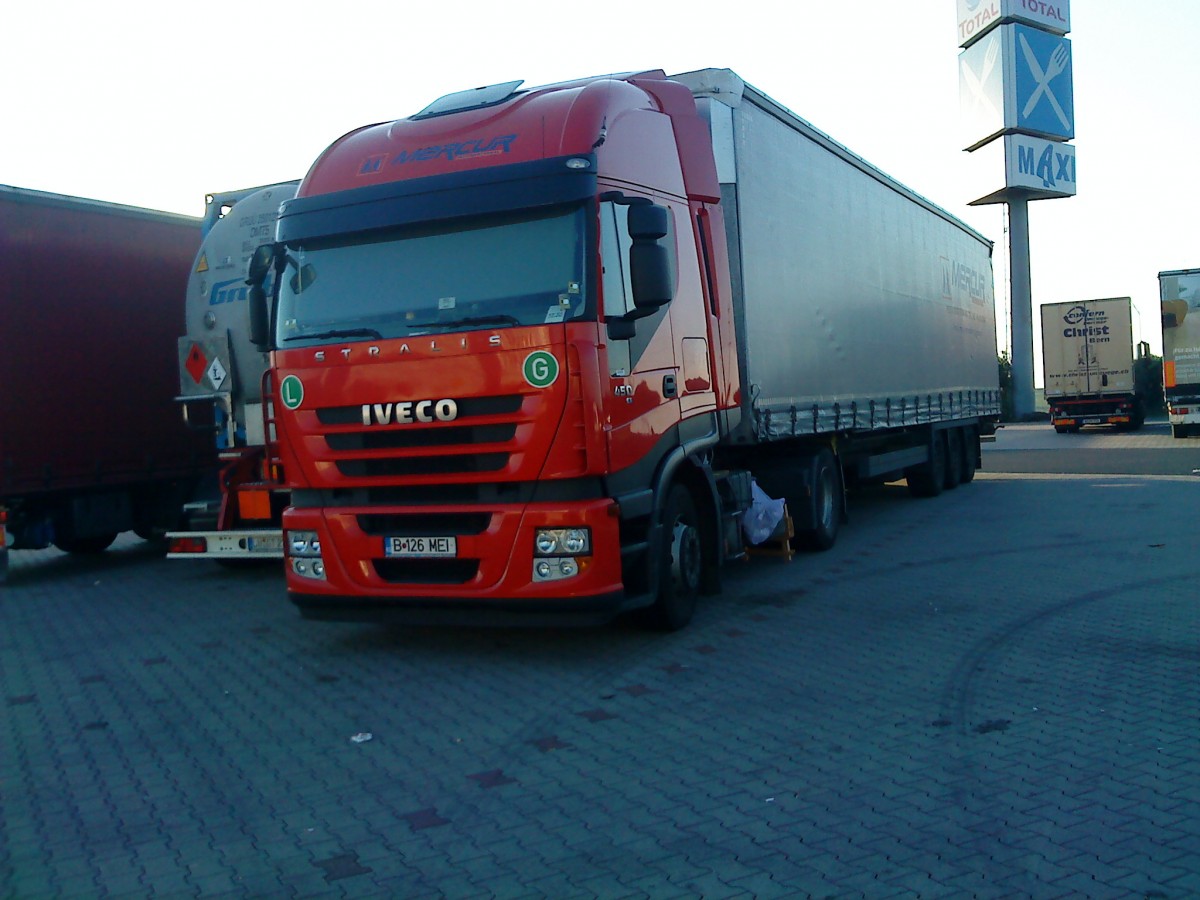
[742,480,786,545]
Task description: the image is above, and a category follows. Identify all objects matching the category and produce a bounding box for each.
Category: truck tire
[53,532,117,554]
[959,427,978,484]
[649,484,703,631]
[906,429,946,498]
[943,429,963,490]
[803,449,841,551]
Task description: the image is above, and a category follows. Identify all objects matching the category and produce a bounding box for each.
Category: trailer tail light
[0,507,7,549]
[1176,407,1191,415]
[169,535,208,555]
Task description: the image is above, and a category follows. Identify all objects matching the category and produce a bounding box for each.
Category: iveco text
[361,400,458,426]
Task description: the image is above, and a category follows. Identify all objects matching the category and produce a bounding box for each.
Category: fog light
[291,557,326,581]
[536,561,553,579]
[558,558,578,577]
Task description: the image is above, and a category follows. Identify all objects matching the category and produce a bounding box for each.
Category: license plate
[385,536,457,558]
[1082,417,1103,425]
[246,534,284,553]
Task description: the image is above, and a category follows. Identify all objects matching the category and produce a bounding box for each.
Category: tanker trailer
[168,183,298,560]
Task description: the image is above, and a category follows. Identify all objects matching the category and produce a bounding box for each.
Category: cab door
[599,198,715,474]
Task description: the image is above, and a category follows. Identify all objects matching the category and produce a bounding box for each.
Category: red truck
[247,69,1001,628]
[0,186,212,579]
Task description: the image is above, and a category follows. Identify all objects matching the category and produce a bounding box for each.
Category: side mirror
[627,203,669,240]
[627,204,675,310]
[247,243,274,283]
[630,243,674,308]
[247,244,276,350]
[248,285,270,350]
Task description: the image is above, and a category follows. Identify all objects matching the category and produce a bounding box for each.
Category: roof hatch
[413,80,525,119]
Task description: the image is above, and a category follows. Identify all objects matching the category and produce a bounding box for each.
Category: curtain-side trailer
[248,68,1000,628]
[1159,269,1200,438]
[0,186,212,580]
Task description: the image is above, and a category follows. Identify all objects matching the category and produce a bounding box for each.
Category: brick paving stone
[3,474,1200,897]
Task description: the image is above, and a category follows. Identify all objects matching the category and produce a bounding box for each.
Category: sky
[5,1,1197,372]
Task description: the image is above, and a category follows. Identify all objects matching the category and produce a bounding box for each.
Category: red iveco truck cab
[252,69,1000,628]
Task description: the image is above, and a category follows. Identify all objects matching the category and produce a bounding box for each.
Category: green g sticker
[280,374,304,410]
[523,351,559,388]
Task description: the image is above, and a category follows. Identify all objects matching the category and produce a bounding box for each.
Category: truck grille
[356,512,491,536]
[313,394,525,487]
[372,558,480,585]
[336,454,508,478]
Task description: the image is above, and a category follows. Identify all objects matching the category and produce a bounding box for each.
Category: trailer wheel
[959,427,978,484]
[906,430,946,498]
[804,449,842,551]
[649,484,703,631]
[943,429,963,490]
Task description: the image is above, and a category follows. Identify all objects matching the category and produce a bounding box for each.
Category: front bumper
[282,499,628,618]
[289,588,631,626]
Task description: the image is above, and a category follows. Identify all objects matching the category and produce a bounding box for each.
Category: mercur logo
[942,259,991,307]
[389,135,518,168]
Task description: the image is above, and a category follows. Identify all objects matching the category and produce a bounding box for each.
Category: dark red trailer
[0,185,213,578]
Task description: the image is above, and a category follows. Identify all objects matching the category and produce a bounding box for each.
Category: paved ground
[2,427,1198,898]
[986,420,1200,475]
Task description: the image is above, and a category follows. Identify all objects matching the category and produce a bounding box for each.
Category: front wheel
[649,484,703,632]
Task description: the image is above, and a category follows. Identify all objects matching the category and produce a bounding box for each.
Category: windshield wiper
[407,315,521,330]
[284,327,383,342]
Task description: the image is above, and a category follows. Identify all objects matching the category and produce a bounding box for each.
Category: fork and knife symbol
[961,35,1001,119]
[1020,34,1071,130]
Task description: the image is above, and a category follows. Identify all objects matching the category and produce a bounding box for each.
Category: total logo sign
[958,0,1070,49]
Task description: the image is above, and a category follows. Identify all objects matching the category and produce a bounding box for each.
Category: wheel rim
[671,520,702,595]
[816,468,835,531]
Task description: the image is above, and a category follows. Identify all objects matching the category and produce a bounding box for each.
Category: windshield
[275,205,589,346]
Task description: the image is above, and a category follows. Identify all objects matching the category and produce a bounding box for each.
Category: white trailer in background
[1158,269,1200,438]
[1040,297,1143,432]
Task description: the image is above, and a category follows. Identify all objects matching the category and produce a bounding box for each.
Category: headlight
[288,530,322,558]
[532,527,590,582]
[533,527,591,557]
